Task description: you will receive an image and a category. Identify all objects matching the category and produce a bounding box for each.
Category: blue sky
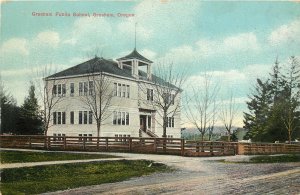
[1,0,300,127]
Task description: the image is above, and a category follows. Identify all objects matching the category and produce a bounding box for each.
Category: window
[114,83,117,96]
[127,85,130,98]
[53,85,57,97]
[53,84,66,97]
[53,112,57,125]
[62,84,66,96]
[62,112,66,124]
[89,111,93,124]
[89,81,94,95]
[114,82,130,98]
[58,112,61,124]
[126,112,129,125]
[70,111,74,124]
[70,83,74,96]
[113,111,130,126]
[113,111,117,125]
[53,112,66,125]
[79,134,82,141]
[163,93,174,105]
[79,82,83,96]
[122,84,126,97]
[148,116,151,128]
[171,94,175,105]
[79,111,82,124]
[84,111,87,124]
[84,82,88,96]
[118,83,122,97]
[118,112,121,125]
[58,84,61,96]
[79,111,92,125]
[147,89,153,101]
[167,117,174,128]
[122,112,125,125]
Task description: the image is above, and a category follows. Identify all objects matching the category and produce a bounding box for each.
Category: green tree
[17,83,43,135]
[0,76,20,134]
[243,79,273,141]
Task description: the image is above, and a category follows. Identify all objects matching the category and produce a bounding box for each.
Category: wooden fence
[0,135,236,157]
[1,135,299,156]
[237,142,300,155]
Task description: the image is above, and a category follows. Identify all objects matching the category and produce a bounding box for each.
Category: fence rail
[1,135,299,156]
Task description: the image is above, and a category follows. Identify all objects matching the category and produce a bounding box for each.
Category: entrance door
[140,115,146,131]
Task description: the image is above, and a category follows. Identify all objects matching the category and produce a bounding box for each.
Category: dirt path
[41,152,300,195]
[1,149,299,194]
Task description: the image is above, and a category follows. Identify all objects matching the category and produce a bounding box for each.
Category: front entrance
[140,115,146,132]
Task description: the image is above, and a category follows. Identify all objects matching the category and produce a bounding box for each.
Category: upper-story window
[114,82,130,98]
[147,89,153,101]
[53,84,66,97]
[79,81,94,96]
[163,93,174,105]
[70,83,74,97]
[89,81,94,95]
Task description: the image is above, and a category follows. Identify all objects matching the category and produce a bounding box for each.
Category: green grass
[1,160,170,195]
[0,150,119,163]
[249,154,300,163]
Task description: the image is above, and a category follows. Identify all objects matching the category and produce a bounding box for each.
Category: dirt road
[41,152,300,195]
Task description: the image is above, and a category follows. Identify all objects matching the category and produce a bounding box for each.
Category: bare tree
[141,62,187,138]
[185,73,219,141]
[35,64,66,136]
[80,60,114,139]
[219,93,238,142]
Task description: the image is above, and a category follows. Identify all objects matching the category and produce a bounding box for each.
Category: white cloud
[161,32,260,63]
[140,49,157,60]
[0,38,29,56]
[35,31,60,48]
[268,19,300,45]
[65,17,112,48]
[223,32,260,52]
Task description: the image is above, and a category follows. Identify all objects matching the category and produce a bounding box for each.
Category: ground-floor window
[113,111,129,125]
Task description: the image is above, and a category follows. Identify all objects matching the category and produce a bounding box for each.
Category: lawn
[1,160,170,194]
[249,154,300,163]
[0,150,118,163]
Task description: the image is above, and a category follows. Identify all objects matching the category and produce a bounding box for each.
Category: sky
[1,0,300,127]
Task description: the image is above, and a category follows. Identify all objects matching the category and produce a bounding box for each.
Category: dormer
[116,48,153,80]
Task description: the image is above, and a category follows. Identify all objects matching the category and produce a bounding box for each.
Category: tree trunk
[163,111,167,152]
[97,121,101,148]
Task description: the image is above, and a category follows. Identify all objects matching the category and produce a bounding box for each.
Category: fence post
[63,137,67,150]
[196,142,199,153]
[105,138,108,151]
[154,138,157,153]
[181,139,185,156]
[210,142,213,154]
[129,137,132,152]
[29,137,32,148]
[83,138,86,150]
[47,136,51,149]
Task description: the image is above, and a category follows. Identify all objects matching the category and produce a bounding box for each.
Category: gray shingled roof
[47,57,134,79]
[46,57,178,89]
[116,48,153,63]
